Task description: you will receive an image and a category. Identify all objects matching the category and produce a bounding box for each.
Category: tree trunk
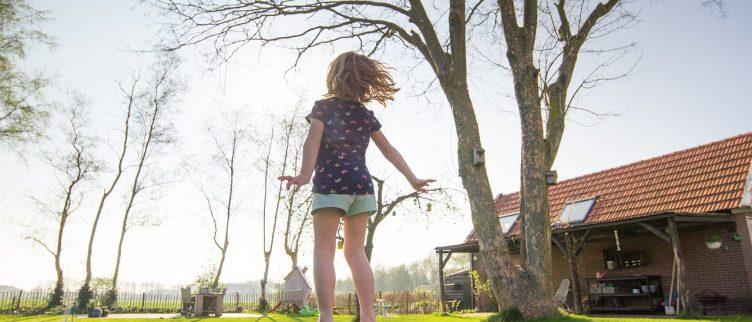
[564,233,582,313]
[437,0,525,314]
[511,54,557,318]
[50,182,75,308]
[213,247,228,289]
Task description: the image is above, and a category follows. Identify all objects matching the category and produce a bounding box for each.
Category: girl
[279,51,434,322]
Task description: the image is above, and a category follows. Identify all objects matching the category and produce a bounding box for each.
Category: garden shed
[444,269,473,310]
[436,132,752,315]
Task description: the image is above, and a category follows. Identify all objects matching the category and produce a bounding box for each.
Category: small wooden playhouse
[273,266,313,311]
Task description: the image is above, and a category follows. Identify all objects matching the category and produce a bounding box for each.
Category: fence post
[16,290,23,310]
[347,293,351,314]
[141,292,146,310]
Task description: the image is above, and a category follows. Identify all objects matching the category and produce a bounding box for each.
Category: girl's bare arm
[371,130,435,192]
[279,119,324,189]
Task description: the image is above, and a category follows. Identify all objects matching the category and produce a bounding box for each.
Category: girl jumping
[279,51,434,322]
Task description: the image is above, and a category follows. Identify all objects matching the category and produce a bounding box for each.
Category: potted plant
[706,234,722,249]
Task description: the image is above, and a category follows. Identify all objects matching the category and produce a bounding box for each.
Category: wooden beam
[562,213,675,232]
[637,222,672,243]
[668,218,690,313]
[552,235,566,252]
[441,251,453,268]
[438,252,447,312]
[673,215,735,222]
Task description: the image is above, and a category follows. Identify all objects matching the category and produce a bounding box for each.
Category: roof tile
[466,132,752,242]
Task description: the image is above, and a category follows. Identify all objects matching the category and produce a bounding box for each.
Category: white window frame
[559,197,596,224]
[499,213,519,234]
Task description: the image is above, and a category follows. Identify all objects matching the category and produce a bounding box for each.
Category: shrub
[77,284,94,312]
[257,297,269,313]
[102,289,118,308]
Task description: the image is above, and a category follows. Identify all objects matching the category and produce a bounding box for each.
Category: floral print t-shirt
[306,96,381,195]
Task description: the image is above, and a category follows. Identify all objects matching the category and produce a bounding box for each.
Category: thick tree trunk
[435,0,526,314]
[511,57,557,318]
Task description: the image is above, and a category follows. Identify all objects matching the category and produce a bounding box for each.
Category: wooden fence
[0,290,284,313]
[324,291,440,315]
[0,289,439,314]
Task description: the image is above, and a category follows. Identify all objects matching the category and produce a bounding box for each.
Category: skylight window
[559,198,596,224]
[499,213,519,234]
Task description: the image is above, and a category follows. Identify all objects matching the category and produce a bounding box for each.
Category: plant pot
[706,241,722,249]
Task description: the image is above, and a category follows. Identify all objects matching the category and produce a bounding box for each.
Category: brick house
[435,132,752,314]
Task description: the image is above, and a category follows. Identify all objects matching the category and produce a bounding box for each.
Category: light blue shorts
[312,193,377,217]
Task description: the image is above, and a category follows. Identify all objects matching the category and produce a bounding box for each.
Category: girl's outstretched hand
[278,175,310,190]
[410,178,436,193]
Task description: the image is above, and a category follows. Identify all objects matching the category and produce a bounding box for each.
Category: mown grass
[0,313,751,322]
[0,313,475,322]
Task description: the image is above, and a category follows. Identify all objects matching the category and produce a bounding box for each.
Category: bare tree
[494,0,631,315]
[366,177,456,262]
[256,109,297,311]
[193,110,247,288]
[77,78,138,311]
[280,110,313,271]
[25,93,100,307]
[152,0,515,314]
[350,176,455,317]
[107,56,182,305]
[0,0,55,149]
[282,186,312,271]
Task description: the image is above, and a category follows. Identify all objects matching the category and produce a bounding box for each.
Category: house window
[559,197,596,224]
[499,213,519,234]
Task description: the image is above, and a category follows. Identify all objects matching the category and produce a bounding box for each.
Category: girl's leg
[313,208,341,322]
[342,213,376,322]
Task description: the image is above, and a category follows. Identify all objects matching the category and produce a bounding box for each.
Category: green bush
[77,284,93,312]
[257,297,269,313]
[102,289,118,308]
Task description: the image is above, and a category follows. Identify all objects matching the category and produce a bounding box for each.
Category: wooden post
[438,251,446,312]
[668,218,690,312]
[141,292,146,310]
[347,293,352,314]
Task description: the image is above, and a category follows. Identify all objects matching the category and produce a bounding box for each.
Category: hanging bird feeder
[426,202,433,212]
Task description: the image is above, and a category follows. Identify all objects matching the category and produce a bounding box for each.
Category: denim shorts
[312,193,377,217]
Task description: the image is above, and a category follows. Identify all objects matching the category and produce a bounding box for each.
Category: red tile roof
[465,132,752,243]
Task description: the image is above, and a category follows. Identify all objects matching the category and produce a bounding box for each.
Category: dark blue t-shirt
[306,97,381,195]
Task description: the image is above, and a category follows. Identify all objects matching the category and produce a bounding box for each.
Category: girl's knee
[342,245,364,262]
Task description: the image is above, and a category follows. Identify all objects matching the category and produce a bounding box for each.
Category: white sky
[1,1,751,290]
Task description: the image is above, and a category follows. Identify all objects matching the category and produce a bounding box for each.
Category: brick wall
[470,221,752,314]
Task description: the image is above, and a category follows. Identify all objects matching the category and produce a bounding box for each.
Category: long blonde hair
[325,52,399,105]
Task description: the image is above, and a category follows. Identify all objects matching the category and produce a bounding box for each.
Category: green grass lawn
[0,314,474,322]
[1,313,751,322]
